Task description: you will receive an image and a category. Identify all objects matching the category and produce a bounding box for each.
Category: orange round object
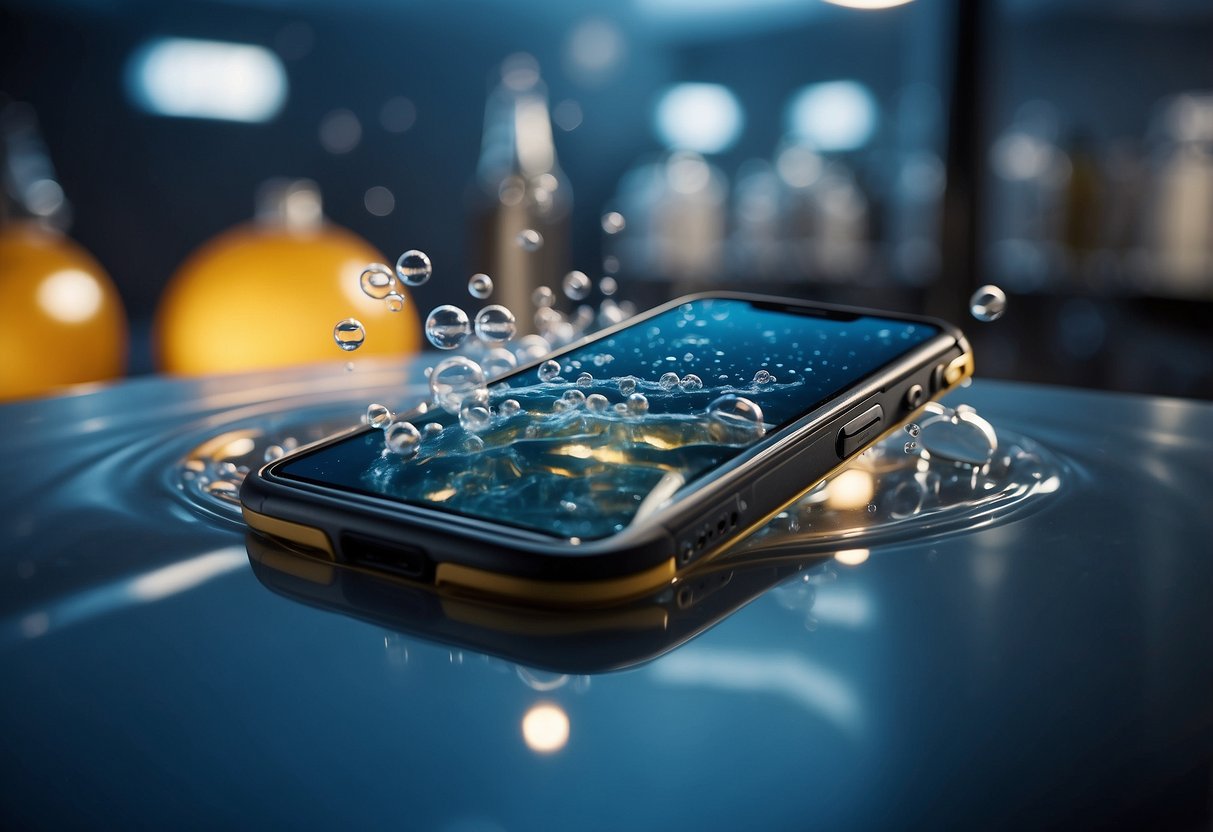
[155,223,421,375]
[0,222,128,402]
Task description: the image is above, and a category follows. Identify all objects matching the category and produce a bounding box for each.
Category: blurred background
[1,0,1210,400]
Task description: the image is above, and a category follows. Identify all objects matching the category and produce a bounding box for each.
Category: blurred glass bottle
[471,54,571,334]
[0,97,128,401]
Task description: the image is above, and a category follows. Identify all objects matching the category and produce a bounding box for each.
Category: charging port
[341,533,433,582]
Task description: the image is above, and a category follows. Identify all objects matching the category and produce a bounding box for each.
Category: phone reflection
[245,529,834,675]
[245,401,1061,674]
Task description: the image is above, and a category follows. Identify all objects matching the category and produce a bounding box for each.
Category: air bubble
[659,372,680,390]
[586,393,608,413]
[538,360,561,382]
[481,347,517,378]
[514,334,551,363]
[560,389,586,410]
[385,421,421,457]
[459,389,492,434]
[461,435,484,454]
[429,356,487,414]
[367,403,393,429]
[601,211,626,234]
[680,374,703,390]
[969,285,1007,322]
[905,423,921,438]
[499,399,522,418]
[562,270,591,301]
[385,292,405,313]
[753,369,773,385]
[468,273,493,300]
[613,402,628,415]
[627,392,649,415]
[395,249,432,287]
[516,229,543,252]
[532,286,555,309]
[866,504,877,514]
[575,372,593,387]
[360,263,396,299]
[425,305,471,350]
[599,276,618,297]
[474,305,516,344]
[333,318,366,351]
[618,376,637,395]
[422,422,443,438]
[904,441,919,454]
[264,445,285,462]
[706,394,765,439]
[345,362,354,373]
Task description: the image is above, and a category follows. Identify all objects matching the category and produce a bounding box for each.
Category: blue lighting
[654,83,745,154]
[786,80,877,152]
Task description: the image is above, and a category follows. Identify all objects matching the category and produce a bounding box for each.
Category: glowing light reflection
[36,270,103,324]
[521,702,570,754]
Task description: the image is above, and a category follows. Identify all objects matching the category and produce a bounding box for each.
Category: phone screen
[276,298,940,540]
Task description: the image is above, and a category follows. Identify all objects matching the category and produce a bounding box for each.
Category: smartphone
[241,292,972,606]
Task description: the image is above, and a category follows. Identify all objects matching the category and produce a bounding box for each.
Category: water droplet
[575,372,593,387]
[905,423,921,438]
[659,372,680,390]
[516,229,544,252]
[683,352,694,362]
[360,263,396,299]
[561,389,586,410]
[333,318,366,351]
[866,504,877,513]
[706,394,765,438]
[532,286,555,308]
[474,305,516,344]
[499,398,522,417]
[422,422,443,438]
[461,435,484,454]
[429,356,487,414]
[969,284,1007,322]
[385,421,421,457]
[367,403,393,429]
[459,389,493,433]
[586,393,608,413]
[562,270,591,301]
[560,499,577,513]
[264,444,285,462]
[627,392,649,415]
[753,369,773,385]
[395,249,432,287]
[599,276,618,297]
[538,360,561,383]
[514,334,551,363]
[904,441,919,454]
[467,273,493,300]
[345,362,355,373]
[618,376,637,395]
[680,374,703,390]
[601,211,626,234]
[385,292,405,313]
[425,305,471,350]
[613,402,629,415]
[481,347,517,378]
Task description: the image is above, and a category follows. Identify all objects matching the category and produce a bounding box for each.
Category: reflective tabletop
[2,363,1211,830]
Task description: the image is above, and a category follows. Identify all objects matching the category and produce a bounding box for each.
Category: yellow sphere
[0,222,128,402]
[156,223,421,375]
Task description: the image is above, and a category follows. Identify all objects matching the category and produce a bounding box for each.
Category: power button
[836,404,884,458]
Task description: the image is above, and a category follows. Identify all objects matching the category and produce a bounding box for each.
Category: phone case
[240,291,972,606]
